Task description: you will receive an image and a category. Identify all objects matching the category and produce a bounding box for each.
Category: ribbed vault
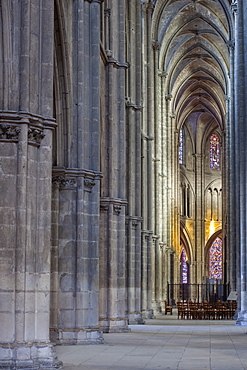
[152,0,233,135]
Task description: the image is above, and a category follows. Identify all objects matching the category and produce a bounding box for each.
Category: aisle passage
[56,318,247,370]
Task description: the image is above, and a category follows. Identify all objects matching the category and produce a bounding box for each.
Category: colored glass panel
[179,129,183,164]
[181,248,188,283]
[209,237,222,280]
[210,134,220,170]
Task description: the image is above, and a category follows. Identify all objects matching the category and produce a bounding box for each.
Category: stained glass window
[210,133,220,170]
[209,237,222,280]
[179,129,183,164]
[181,248,188,283]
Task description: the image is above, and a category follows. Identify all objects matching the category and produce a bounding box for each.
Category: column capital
[165,94,172,101]
[104,8,111,17]
[158,70,168,78]
[227,40,235,50]
[231,2,237,13]
[152,41,160,51]
[142,1,155,13]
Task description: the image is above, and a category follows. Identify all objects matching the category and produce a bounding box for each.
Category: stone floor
[55,315,247,370]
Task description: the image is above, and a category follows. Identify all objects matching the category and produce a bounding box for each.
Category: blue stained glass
[209,237,222,280]
[179,129,183,164]
[181,248,188,283]
[210,134,220,170]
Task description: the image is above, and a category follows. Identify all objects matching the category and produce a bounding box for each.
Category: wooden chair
[164,300,173,315]
[177,301,186,319]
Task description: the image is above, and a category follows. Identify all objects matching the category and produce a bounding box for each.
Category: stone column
[50,168,103,344]
[194,153,205,283]
[0,1,61,367]
[141,1,156,315]
[124,0,144,325]
[49,0,104,343]
[226,7,237,295]
[99,0,129,333]
[234,0,247,325]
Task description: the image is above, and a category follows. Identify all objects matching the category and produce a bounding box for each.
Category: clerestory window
[210,133,220,170]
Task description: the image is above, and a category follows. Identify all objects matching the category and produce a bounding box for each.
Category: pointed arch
[53,0,72,167]
[205,230,223,279]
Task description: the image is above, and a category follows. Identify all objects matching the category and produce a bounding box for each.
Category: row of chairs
[177,300,237,320]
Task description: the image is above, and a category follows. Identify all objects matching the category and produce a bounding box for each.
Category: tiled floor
[55,316,247,370]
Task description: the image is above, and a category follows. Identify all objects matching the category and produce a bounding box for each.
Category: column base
[236,311,247,326]
[99,318,130,333]
[142,309,154,320]
[50,328,104,345]
[0,342,62,369]
[152,301,161,316]
[127,312,145,325]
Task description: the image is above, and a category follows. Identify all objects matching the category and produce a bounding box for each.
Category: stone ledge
[0,342,62,369]
[50,328,104,345]
[99,318,130,333]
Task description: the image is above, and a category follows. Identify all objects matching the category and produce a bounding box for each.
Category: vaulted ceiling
[152,0,233,148]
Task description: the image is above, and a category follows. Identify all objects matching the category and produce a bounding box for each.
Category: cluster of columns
[232,0,247,325]
[0,1,62,367]
[1,0,247,368]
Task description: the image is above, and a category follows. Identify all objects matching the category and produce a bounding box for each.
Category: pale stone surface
[0,0,246,368]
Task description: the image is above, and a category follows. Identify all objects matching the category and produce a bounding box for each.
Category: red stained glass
[179,129,183,164]
[210,133,220,170]
[181,248,188,283]
[209,237,222,280]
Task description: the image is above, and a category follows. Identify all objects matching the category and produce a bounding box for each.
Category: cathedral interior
[0,0,246,368]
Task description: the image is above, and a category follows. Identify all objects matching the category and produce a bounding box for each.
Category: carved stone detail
[152,41,160,51]
[126,98,143,111]
[126,216,142,229]
[113,205,122,215]
[104,8,111,17]
[100,205,109,213]
[28,127,46,146]
[132,219,139,229]
[145,235,150,242]
[52,175,77,189]
[107,57,128,69]
[142,230,153,242]
[100,197,128,216]
[52,167,102,191]
[142,2,155,12]
[84,179,96,192]
[0,124,21,142]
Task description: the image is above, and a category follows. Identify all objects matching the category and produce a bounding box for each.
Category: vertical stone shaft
[194,153,204,283]
[235,0,247,325]
[51,0,103,344]
[99,0,128,333]
[227,35,237,291]
[0,1,61,368]
[125,0,144,325]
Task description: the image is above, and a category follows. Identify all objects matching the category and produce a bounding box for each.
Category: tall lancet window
[181,248,188,283]
[179,129,184,164]
[210,133,220,170]
[209,237,222,280]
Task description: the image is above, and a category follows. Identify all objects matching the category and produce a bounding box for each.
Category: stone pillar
[194,153,205,282]
[50,168,103,344]
[226,6,237,295]
[99,0,129,333]
[141,1,156,314]
[125,0,144,325]
[234,0,247,325]
[0,1,61,367]
[49,0,104,343]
